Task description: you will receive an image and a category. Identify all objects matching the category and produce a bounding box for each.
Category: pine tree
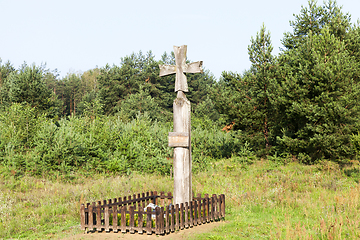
[275,27,360,161]
[213,24,276,152]
[1,63,59,117]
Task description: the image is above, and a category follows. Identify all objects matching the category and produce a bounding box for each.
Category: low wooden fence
[80,191,225,235]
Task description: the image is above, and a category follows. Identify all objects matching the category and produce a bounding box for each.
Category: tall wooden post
[159,45,203,204]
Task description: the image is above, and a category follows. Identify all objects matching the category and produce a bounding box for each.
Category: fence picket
[184,202,189,228]
[193,200,197,226]
[175,204,180,230]
[96,201,102,231]
[129,206,135,233]
[170,204,175,232]
[80,204,85,230]
[189,201,193,227]
[88,203,93,230]
[146,206,152,235]
[160,207,165,234]
[165,204,170,233]
[180,203,184,229]
[121,206,126,233]
[138,209,143,234]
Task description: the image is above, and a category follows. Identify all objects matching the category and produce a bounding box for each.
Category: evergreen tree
[275,27,360,161]
[98,50,215,118]
[282,0,351,50]
[1,63,59,117]
[213,24,276,152]
[0,59,16,106]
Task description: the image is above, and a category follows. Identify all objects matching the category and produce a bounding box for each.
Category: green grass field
[1,158,360,239]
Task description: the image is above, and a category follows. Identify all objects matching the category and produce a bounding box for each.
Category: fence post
[138,208,144,234]
[88,203,93,230]
[80,204,85,231]
[180,203,184,229]
[160,207,165,234]
[222,194,226,218]
[153,191,158,205]
[129,205,135,233]
[184,202,189,228]
[96,201,102,231]
[146,206,152,235]
[193,200,197,226]
[175,204,180,230]
[170,204,175,232]
[211,195,215,221]
[197,198,202,225]
[189,201,193,227]
[155,206,160,235]
[113,204,118,232]
[165,204,170,233]
[213,194,218,220]
[104,201,109,232]
[121,206,126,233]
[205,194,209,222]
[167,192,172,206]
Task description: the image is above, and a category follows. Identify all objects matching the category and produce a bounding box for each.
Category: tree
[282,0,351,50]
[98,50,216,118]
[275,26,360,161]
[213,24,276,152]
[1,63,59,117]
[0,59,16,106]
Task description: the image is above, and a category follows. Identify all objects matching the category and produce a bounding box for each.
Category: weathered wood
[193,200,198,226]
[167,192,172,206]
[96,201,102,231]
[81,191,225,235]
[88,203,93,230]
[180,203,184,229]
[202,197,206,224]
[142,193,146,209]
[184,202,189,228]
[175,204,180,230]
[121,206,126,233]
[155,207,160,235]
[211,195,215,221]
[189,201,193,227]
[113,204,118,232]
[170,204,175,232]
[204,194,209,223]
[222,194,226,218]
[213,194,218,219]
[168,132,189,147]
[129,206,135,233]
[138,209,144,234]
[160,207,165,234]
[160,45,203,206]
[153,191,158,205]
[146,207,152,235]
[198,199,202,225]
[165,205,170,233]
[80,204,85,230]
[159,45,203,92]
[104,204,109,232]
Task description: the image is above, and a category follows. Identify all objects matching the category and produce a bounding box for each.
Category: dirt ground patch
[63,221,225,240]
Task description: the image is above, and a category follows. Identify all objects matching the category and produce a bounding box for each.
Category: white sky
[1,0,359,80]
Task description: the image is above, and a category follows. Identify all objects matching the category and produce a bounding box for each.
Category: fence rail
[80,191,225,235]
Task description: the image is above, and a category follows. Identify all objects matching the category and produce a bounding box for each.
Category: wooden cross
[159,45,203,205]
[159,45,203,92]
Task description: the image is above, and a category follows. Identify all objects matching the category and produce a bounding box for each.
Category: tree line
[1,0,360,175]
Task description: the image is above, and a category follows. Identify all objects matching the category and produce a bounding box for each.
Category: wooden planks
[80,192,225,235]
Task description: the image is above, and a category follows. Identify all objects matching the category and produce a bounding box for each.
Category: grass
[1,158,360,239]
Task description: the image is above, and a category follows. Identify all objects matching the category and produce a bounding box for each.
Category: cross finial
[159,45,203,92]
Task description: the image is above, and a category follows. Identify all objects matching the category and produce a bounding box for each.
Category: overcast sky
[1,0,360,80]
